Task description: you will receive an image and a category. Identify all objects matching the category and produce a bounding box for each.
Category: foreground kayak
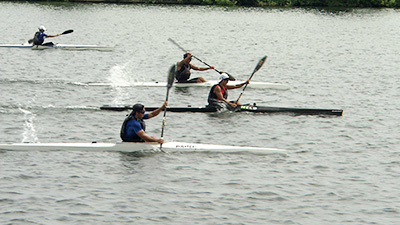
[100,104,343,116]
[128,80,290,90]
[0,43,113,51]
[0,142,285,154]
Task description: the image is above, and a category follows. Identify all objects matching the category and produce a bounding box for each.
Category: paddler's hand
[241,79,250,86]
[229,102,237,108]
[162,101,168,110]
[209,66,215,70]
[158,138,164,144]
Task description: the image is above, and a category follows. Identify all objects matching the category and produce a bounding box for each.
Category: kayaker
[176,52,215,83]
[207,73,249,110]
[32,25,60,46]
[120,101,167,144]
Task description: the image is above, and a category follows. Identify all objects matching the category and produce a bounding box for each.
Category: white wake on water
[18,107,39,143]
[108,59,143,105]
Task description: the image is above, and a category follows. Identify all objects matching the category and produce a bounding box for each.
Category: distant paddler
[208,56,267,111]
[32,25,60,46]
[120,102,167,144]
[176,52,215,83]
[207,73,249,110]
[169,38,236,81]
[29,26,73,46]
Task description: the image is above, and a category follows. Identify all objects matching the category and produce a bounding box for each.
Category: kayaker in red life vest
[120,101,167,144]
[207,73,249,110]
[176,52,215,83]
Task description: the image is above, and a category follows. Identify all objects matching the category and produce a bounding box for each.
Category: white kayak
[0,43,35,48]
[0,142,286,155]
[127,80,290,90]
[0,43,113,51]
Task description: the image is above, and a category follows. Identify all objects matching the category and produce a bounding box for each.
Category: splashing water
[108,57,145,86]
[18,108,39,143]
[108,59,142,105]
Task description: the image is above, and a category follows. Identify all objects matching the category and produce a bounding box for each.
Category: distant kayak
[72,80,289,90]
[0,43,113,51]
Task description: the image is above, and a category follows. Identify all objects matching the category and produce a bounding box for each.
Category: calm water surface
[0,2,399,224]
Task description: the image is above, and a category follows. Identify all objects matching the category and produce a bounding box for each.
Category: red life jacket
[217,84,228,100]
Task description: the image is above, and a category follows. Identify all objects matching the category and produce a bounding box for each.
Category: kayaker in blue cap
[120,101,167,143]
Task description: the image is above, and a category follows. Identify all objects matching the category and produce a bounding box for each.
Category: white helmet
[38,25,46,31]
[218,73,230,82]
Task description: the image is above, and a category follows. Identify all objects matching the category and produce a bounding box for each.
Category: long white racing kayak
[0,43,113,51]
[0,142,285,154]
[127,80,290,90]
[0,43,35,48]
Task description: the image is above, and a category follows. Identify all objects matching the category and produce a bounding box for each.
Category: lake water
[0,2,399,224]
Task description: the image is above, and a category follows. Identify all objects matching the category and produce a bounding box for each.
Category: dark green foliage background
[4,0,399,7]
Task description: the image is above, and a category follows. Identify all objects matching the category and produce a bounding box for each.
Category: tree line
[183,0,399,8]
[7,0,400,8]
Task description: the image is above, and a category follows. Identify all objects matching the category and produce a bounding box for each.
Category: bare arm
[214,86,237,108]
[227,80,249,89]
[148,101,168,119]
[136,130,164,144]
[46,34,60,38]
[191,63,215,71]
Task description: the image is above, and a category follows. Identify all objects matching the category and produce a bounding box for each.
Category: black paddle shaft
[160,64,176,142]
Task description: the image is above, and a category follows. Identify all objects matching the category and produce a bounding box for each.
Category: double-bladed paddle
[160,64,176,149]
[168,38,236,81]
[235,56,267,104]
[28,29,74,44]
